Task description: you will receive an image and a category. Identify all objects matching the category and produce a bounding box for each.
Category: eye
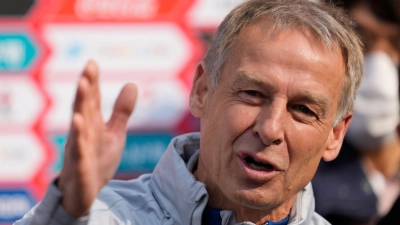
[294,105,315,116]
[239,90,266,105]
[244,90,263,97]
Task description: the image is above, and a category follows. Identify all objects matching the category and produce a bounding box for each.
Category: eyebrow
[294,92,331,116]
[236,69,332,115]
[236,69,275,90]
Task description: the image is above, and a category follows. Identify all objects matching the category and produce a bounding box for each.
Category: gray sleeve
[14,180,89,225]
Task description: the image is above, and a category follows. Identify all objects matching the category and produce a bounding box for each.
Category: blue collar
[265,215,290,225]
[202,205,290,225]
[202,205,222,225]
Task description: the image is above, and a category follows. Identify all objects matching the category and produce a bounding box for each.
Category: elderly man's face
[190,22,350,214]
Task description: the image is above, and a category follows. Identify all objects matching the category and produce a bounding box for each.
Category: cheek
[285,127,327,184]
[284,152,321,194]
[288,122,329,158]
[204,101,258,142]
[201,104,258,167]
[225,104,259,131]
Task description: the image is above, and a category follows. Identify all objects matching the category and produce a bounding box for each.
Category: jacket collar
[149,132,208,225]
[288,183,316,225]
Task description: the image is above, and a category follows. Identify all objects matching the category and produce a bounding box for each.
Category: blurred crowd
[312,0,400,224]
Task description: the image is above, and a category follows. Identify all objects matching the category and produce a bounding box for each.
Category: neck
[230,201,293,225]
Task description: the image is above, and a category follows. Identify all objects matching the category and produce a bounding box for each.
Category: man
[15,0,364,224]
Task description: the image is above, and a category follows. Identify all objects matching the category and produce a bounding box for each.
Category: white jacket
[15,132,330,225]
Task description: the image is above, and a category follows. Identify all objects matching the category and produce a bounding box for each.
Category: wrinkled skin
[190,21,352,224]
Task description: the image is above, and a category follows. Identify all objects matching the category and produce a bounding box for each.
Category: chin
[229,188,280,210]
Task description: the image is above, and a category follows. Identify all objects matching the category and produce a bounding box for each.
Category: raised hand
[57,60,138,217]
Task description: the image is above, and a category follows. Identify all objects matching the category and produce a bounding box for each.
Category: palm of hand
[58,61,137,217]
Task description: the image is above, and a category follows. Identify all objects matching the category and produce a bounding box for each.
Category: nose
[253,100,285,146]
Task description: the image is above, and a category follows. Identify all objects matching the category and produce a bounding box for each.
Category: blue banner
[0,189,35,223]
[0,33,37,71]
[118,133,174,172]
[50,132,174,174]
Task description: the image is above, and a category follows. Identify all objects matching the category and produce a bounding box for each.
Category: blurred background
[0,0,399,225]
[313,0,400,225]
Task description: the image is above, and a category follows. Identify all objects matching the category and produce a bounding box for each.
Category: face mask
[346,51,399,151]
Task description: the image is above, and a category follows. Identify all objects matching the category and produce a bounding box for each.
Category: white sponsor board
[0,77,44,129]
[42,23,192,79]
[187,0,244,29]
[0,133,45,182]
[45,79,189,131]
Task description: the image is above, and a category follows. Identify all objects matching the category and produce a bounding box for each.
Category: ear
[322,113,353,162]
[189,62,211,118]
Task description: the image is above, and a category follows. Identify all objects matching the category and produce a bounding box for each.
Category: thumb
[107,83,138,133]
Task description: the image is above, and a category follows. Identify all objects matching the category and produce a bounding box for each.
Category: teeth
[248,161,268,171]
[245,156,272,171]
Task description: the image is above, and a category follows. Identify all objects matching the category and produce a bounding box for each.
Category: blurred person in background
[312,0,400,224]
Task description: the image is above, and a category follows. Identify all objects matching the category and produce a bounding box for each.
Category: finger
[73,60,100,112]
[66,76,89,160]
[65,112,88,159]
[83,60,101,110]
[68,73,96,156]
[83,60,99,85]
[73,75,90,113]
[107,83,138,133]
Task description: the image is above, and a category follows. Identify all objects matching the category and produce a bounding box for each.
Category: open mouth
[244,155,275,171]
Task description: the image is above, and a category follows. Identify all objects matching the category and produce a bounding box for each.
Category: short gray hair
[203,0,364,125]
